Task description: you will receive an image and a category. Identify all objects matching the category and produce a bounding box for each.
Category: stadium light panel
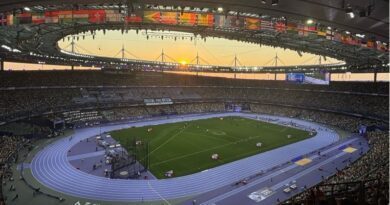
[271,0,279,6]
[23,7,31,11]
[347,12,355,18]
[345,7,355,19]
[355,34,365,38]
[306,19,314,25]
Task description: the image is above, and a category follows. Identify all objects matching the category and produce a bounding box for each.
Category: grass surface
[111,116,311,179]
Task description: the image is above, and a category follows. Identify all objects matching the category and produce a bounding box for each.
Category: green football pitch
[111,116,311,179]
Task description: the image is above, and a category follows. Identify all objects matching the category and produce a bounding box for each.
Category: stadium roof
[0,0,388,71]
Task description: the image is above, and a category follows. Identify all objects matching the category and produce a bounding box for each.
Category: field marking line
[145,124,191,159]
[147,181,171,205]
[200,129,241,141]
[185,130,232,143]
[152,131,311,167]
[279,126,289,133]
[151,135,265,166]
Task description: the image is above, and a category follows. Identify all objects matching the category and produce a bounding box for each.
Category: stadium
[0,0,388,205]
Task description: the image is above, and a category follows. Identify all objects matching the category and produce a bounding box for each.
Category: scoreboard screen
[286,73,305,83]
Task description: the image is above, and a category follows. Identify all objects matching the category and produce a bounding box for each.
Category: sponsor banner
[179,12,196,26]
[326,29,334,40]
[316,25,327,37]
[274,21,286,33]
[0,8,384,52]
[317,30,327,37]
[106,14,123,22]
[333,32,342,42]
[349,37,359,45]
[125,15,142,23]
[360,39,367,47]
[341,35,348,44]
[106,10,123,22]
[297,24,316,36]
[355,37,362,46]
[105,10,119,14]
[143,11,160,23]
[226,16,244,29]
[125,11,142,23]
[245,17,260,30]
[0,14,7,26]
[306,25,316,31]
[197,13,213,27]
[32,13,45,24]
[260,19,274,31]
[376,41,388,51]
[342,35,358,45]
[144,98,173,106]
[72,10,90,24]
[367,40,375,48]
[286,22,298,34]
[58,10,73,24]
[45,11,59,23]
[89,10,106,23]
[214,14,226,28]
[298,24,309,36]
[16,13,32,24]
[160,11,178,25]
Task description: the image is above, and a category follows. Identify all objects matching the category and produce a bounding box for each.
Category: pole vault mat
[291,156,312,166]
[342,146,357,153]
[294,158,312,166]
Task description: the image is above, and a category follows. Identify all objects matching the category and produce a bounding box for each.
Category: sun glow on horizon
[58,30,343,67]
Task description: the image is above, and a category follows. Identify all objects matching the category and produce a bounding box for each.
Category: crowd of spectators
[0,136,26,165]
[246,103,388,204]
[189,87,388,119]
[0,122,52,137]
[249,104,386,133]
[247,104,389,205]
[174,103,225,114]
[282,131,389,205]
[0,71,388,122]
[0,135,28,205]
[0,71,388,94]
[0,85,387,123]
[0,89,80,121]
[101,103,225,122]
[326,131,388,184]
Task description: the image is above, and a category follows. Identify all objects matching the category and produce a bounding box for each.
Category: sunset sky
[57,30,342,67]
[4,29,387,82]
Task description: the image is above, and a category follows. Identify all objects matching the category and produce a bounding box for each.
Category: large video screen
[286,73,305,83]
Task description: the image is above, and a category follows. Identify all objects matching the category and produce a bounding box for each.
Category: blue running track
[30,113,339,202]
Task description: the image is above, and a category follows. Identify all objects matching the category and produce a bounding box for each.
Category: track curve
[30,113,339,202]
